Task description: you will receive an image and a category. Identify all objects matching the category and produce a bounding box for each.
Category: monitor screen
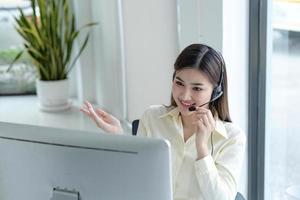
[0,122,172,200]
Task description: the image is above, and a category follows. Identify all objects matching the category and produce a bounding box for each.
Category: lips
[179,100,194,108]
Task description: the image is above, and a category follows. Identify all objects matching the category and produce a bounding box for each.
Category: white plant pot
[36,79,71,112]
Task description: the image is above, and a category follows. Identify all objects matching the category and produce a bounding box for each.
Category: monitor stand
[51,187,80,200]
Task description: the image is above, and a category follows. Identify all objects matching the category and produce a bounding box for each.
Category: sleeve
[136,109,149,137]
[194,132,246,200]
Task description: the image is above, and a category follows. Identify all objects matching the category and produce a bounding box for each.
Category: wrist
[196,144,209,160]
[110,127,124,134]
[116,127,124,134]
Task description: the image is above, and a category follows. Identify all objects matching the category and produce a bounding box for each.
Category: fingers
[95,108,108,118]
[84,101,94,110]
[80,101,92,117]
[80,101,123,134]
[83,101,108,118]
[88,107,103,126]
[82,101,100,116]
[80,107,91,117]
[80,101,91,114]
[194,108,215,130]
[81,101,105,128]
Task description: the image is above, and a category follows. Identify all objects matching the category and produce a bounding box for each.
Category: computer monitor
[0,121,172,200]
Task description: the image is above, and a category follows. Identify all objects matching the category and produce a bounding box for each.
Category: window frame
[248,0,272,199]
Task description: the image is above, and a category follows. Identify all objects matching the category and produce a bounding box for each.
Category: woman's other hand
[80,101,123,134]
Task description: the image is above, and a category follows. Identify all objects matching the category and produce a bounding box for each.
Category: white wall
[177,0,201,50]
[87,0,127,121]
[72,1,96,101]
[120,0,179,122]
[177,0,223,51]
[86,0,179,122]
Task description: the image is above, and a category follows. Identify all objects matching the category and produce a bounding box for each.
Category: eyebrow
[175,76,204,86]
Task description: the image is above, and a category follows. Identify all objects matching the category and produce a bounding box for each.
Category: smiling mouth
[179,100,195,107]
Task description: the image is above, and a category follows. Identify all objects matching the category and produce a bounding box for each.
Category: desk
[0,95,131,133]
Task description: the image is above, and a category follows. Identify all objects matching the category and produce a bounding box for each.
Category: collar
[159,106,228,139]
[159,106,180,119]
[214,119,228,139]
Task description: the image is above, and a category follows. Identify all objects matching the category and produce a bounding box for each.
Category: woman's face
[172,68,214,116]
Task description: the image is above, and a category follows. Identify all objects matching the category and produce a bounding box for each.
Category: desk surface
[0,95,130,133]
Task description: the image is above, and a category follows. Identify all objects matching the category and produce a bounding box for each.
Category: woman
[80,44,246,200]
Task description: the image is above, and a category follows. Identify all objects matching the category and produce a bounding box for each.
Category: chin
[178,107,193,116]
[174,100,192,115]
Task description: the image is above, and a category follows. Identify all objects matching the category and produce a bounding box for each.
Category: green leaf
[6,51,24,72]
[67,33,90,75]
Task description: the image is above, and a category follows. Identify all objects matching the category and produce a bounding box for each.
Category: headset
[209,49,225,102]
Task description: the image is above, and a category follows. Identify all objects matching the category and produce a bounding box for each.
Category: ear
[211,86,223,102]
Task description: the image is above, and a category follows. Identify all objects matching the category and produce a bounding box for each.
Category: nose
[181,88,192,100]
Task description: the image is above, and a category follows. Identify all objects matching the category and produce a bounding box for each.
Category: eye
[193,87,203,91]
[175,81,184,86]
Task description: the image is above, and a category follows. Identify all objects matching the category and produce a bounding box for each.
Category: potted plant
[7,0,96,111]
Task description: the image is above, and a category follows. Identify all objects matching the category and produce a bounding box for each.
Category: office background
[1,0,300,199]
[0,0,250,197]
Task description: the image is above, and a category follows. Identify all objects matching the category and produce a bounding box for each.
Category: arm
[191,107,246,199]
[136,113,148,137]
[195,132,246,200]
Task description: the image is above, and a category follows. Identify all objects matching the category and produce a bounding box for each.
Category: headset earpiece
[211,85,223,102]
[210,50,224,102]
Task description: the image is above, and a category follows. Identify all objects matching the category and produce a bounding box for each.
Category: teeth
[181,101,192,106]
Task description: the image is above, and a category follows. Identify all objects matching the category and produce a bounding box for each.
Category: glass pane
[266,0,300,199]
[0,0,36,95]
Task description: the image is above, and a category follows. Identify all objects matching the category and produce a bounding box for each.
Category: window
[249,0,300,199]
[266,1,300,199]
[0,0,36,95]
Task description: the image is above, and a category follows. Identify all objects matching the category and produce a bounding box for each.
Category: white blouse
[137,105,246,200]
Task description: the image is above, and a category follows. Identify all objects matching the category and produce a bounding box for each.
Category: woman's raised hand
[80,101,123,134]
[191,107,216,159]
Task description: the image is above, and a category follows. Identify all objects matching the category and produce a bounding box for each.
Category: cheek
[201,91,211,102]
[193,93,205,101]
[193,91,212,102]
[171,84,179,96]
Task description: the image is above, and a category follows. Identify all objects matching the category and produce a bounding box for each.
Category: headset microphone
[188,89,224,112]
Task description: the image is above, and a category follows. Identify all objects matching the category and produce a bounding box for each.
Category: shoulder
[141,105,172,119]
[138,105,172,134]
[223,122,246,144]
